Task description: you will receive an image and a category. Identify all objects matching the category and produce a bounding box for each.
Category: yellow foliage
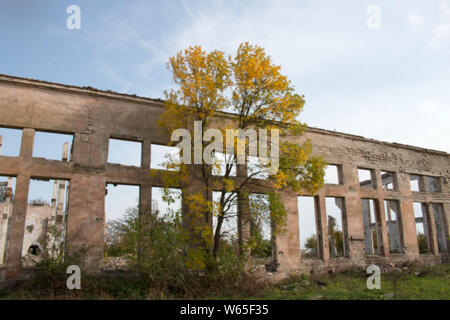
[156,42,326,263]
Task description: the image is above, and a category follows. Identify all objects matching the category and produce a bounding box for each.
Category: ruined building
[0,74,448,285]
[0,141,69,266]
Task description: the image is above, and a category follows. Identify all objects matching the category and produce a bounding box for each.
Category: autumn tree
[156,43,325,270]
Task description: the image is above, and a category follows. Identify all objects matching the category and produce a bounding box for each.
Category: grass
[0,264,449,300]
[255,263,450,300]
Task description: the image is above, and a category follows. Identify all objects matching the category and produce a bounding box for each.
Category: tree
[328,216,344,257]
[304,234,318,258]
[157,43,325,270]
[417,233,429,254]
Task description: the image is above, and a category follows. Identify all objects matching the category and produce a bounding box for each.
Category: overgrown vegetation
[1,263,448,300]
[417,233,430,254]
[260,264,450,300]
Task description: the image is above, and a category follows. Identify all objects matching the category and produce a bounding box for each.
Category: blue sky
[1,0,449,152]
[1,1,450,223]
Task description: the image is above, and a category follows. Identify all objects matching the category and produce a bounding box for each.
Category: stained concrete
[0,73,448,283]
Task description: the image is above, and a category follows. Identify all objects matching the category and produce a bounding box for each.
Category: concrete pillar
[375,198,389,257]
[274,191,301,272]
[181,164,210,256]
[4,174,30,267]
[420,176,428,193]
[442,202,450,255]
[432,203,448,254]
[425,202,439,256]
[373,169,389,257]
[19,128,35,158]
[73,130,108,168]
[4,129,35,267]
[0,178,13,265]
[237,191,251,256]
[315,193,330,261]
[395,172,418,256]
[236,164,251,256]
[72,133,90,167]
[65,174,105,272]
[139,184,152,215]
[341,164,365,260]
[361,199,374,254]
[142,140,151,169]
[56,142,69,219]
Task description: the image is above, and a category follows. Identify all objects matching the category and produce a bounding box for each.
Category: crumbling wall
[0,74,448,283]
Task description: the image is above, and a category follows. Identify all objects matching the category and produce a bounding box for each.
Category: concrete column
[274,191,301,272]
[397,172,419,256]
[373,169,389,257]
[139,184,152,215]
[72,133,90,167]
[443,202,450,254]
[420,175,428,193]
[65,174,106,272]
[137,184,150,264]
[73,129,108,168]
[376,198,389,257]
[4,129,35,267]
[4,174,30,267]
[181,164,210,254]
[142,140,151,169]
[0,178,13,265]
[19,128,35,158]
[341,164,365,260]
[237,191,251,256]
[236,164,251,256]
[315,193,330,261]
[425,202,439,256]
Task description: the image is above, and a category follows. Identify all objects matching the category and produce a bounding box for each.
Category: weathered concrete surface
[0,74,448,282]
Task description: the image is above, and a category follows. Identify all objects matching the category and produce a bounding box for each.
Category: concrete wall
[0,74,448,282]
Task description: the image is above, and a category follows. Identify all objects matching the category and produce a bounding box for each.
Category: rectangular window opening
[33,131,73,161]
[0,127,22,157]
[427,177,440,193]
[23,178,70,265]
[432,203,448,254]
[0,175,16,265]
[150,144,180,171]
[381,171,396,190]
[409,174,422,192]
[324,165,342,184]
[384,200,404,254]
[361,199,382,255]
[249,193,272,259]
[325,197,346,258]
[298,196,319,259]
[213,191,238,245]
[151,187,182,220]
[108,138,142,167]
[104,183,140,263]
[358,168,374,188]
[247,156,269,180]
[413,202,431,254]
[213,152,236,177]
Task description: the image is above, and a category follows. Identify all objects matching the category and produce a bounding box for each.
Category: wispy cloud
[407,13,424,31]
[86,0,450,151]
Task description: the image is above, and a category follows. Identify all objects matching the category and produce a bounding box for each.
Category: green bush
[4,205,269,299]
